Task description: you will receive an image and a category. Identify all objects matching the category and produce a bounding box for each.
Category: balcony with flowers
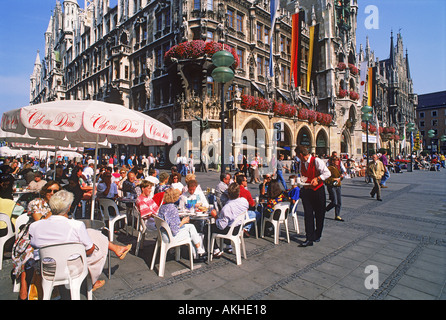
[349,90,359,101]
[240,94,333,126]
[380,126,397,141]
[164,40,240,69]
[348,63,359,75]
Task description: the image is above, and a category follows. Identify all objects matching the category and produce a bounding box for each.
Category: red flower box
[338,89,348,98]
[337,62,347,71]
[348,63,359,75]
[164,40,240,68]
[349,91,359,100]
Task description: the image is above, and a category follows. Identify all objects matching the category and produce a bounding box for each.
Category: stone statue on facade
[145,56,154,108]
[309,81,318,110]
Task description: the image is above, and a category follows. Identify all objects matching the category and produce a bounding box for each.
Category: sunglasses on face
[46,189,59,194]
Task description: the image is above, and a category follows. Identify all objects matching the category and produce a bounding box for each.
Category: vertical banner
[269,0,280,78]
[375,113,381,150]
[290,12,299,87]
[367,67,376,107]
[401,124,406,150]
[306,24,319,92]
[359,61,368,103]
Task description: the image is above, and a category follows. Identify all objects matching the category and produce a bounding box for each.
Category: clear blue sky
[0,0,445,116]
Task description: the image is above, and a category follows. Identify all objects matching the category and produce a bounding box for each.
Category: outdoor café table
[178,208,214,264]
[77,218,112,279]
[13,188,33,202]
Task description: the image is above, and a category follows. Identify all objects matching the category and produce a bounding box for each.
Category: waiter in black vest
[295,146,331,247]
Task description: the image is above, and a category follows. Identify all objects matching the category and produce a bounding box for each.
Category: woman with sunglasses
[12,181,61,299]
[27,181,62,221]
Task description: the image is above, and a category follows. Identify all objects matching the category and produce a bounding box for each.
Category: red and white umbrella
[1,100,172,146]
[2,100,173,218]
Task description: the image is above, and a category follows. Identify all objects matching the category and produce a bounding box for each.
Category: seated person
[235,174,261,237]
[263,179,290,219]
[215,173,231,210]
[181,174,203,194]
[135,180,159,230]
[154,172,170,194]
[259,174,272,200]
[97,171,118,200]
[0,173,15,200]
[63,176,84,216]
[29,190,132,293]
[122,171,141,198]
[27,172,47,193]
[157,188,206,260]
[169,172,184,192]
[178,179,209,212]
[207,183,249,256]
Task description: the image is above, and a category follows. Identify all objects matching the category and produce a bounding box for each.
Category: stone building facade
[29,0,417,166]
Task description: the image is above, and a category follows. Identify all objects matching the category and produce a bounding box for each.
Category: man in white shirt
[82,163,94,183]
[207,182,249,256]
[179,179,209,212]
[296,146,331,247]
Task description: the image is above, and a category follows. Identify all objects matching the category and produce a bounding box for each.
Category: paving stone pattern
[1,167,445,300]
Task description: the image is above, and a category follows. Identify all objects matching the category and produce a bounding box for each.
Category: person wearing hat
[157,188,206,260]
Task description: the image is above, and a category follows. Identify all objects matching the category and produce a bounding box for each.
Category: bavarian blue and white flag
[269,0,280,77]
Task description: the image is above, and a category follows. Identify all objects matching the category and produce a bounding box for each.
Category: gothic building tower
[29,0,416,163]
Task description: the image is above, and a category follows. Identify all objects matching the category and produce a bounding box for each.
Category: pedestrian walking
[367,154,385,201]
[275,154,289,190]
[295,146,331,247]
[325,156,344,221]
[379,151,390,188]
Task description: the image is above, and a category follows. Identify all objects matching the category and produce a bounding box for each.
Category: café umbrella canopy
[1,100,173,218]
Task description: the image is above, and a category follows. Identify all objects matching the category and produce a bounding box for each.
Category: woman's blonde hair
[163,188,181,204]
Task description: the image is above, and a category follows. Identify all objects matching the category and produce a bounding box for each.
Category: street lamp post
[428,129,435,155]
[407,122,415,172]
[212,50,235,174]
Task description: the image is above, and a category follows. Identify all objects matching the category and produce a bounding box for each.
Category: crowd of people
[0,147,443,299]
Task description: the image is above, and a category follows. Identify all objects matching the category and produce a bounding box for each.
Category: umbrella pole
[90,134,99,220]
[53,149,57,181]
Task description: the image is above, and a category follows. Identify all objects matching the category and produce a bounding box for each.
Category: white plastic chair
[261,202,290,244]
[14,214,30,239]
[97,198,128,242]
[243,211,258,239]
[210,212,247,265]
[290,200,300,234]
[150,216,194,277]
[0,213,15,271]
[38,242,92,300]
[133,206,147,257]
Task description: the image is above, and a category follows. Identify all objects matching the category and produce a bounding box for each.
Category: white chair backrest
[14,214,30,238]
[38,242,88,282]
[153,215,174,243]
[228,212,246,236]
[98,198,119,220]
[0,213,14,240]
[272,202,290,221]
[291,199,299,215]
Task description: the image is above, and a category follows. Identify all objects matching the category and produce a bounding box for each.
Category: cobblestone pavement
[1,167,445,301]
